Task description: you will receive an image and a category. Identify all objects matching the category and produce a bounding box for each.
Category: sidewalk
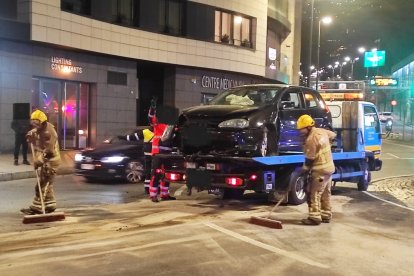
[0,150,76,182]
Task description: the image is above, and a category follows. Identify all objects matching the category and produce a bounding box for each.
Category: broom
[249,192,287,229]
[22,144,65,224]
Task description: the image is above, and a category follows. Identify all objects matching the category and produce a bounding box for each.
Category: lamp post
[307,0,315,88]
[344,56,360,80]
[316,16,332,91]
[327,65,335,78]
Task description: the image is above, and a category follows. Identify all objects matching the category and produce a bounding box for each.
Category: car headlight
[101,156,126,163]
[218,119,249,129]
[74,153,83,162]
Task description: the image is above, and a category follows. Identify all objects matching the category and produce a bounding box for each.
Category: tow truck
[158,100,382,205]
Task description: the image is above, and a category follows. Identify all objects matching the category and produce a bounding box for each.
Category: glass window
[214,10,252,47]
[364,106,380,133]
[61,0,91,15]
[280,91,301,109]
[209,87,282,107]
[303,91,318,108]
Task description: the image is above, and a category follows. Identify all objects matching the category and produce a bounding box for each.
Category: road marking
[363,191,414,212]
[204,222,329,269]
[386,153,400,159]
[383,140,414,150]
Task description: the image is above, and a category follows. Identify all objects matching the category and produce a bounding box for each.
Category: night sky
[301,0,414,80]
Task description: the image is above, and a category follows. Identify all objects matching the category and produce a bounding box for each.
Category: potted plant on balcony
[241,39,251,48]
[221,34,230,43]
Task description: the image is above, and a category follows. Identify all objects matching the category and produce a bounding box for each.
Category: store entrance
[31,78,89,149]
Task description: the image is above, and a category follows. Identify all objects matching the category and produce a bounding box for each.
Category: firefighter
[297,114,336,225]
[20,110,61,215]
[122,128,154,194]
[148,98,176,202]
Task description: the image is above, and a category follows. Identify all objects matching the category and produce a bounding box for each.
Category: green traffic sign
[364,51,386,68]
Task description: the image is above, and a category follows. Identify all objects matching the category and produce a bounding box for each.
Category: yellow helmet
[31,110,48,123]
[297,114,315,130]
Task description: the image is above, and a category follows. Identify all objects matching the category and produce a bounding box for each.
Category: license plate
[81,164,95,170]
[185,162,196,169]
[206,163,216,170]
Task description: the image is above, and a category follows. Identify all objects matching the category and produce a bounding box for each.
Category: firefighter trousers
[307,172,332,222]
[30,165,57,213]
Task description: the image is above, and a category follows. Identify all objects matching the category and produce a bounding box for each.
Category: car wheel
[257,127,278,157]
[125,160,144,183]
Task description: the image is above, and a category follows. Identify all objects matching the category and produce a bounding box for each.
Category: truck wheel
[288,170,307,205]
[357,162,371,191]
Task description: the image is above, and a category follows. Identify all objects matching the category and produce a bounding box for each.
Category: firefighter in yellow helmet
[20,110,61,215]
[297,114,336,225]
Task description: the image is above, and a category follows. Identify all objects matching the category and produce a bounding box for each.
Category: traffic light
[391,100,397,106]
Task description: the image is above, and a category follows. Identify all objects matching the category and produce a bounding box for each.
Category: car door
[277,88,306,152]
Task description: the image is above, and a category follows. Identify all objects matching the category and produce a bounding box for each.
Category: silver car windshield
[208,87,282,107]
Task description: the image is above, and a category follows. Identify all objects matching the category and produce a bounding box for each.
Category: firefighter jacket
[27,122,61,169]
[303,127,336,174]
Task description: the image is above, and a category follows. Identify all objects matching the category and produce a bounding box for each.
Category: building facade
[392,53,414,124]
[0,0,302,151]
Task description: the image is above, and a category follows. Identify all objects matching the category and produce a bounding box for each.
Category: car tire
[256,126,278,157]
[125,160,145,183]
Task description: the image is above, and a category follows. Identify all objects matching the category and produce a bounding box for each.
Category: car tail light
[249,174,258,181]
[225,177,243,186]
[165,172,181,181]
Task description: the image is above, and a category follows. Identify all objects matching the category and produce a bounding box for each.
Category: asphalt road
[0,139,413,275]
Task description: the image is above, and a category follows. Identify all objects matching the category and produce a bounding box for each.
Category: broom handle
[31,143,46,215]
[267,192,287,219]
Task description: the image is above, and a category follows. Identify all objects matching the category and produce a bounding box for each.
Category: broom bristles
[22,212,65,224]
[250,216,283,229]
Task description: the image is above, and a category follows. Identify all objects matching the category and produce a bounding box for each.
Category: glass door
[63,82,78,149]
[32,78,90,149]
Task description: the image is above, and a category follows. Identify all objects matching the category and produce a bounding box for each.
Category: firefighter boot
[301,218,321,225]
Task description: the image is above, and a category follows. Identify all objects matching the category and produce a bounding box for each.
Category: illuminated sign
[201,76,244,90]
[320,92,363,101]
[268,47,277,61]
[50,57,83,74]
[364,51,386,68]
[370,78,398,86]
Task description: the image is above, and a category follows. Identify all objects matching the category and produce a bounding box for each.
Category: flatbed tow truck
[158,101,383,205]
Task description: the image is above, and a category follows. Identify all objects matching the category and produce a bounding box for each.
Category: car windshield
[208,87,283,107]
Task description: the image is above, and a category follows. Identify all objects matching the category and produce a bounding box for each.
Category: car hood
[182,105,260,119]
[81,143,141,159]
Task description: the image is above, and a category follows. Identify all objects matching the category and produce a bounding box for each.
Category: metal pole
[351,62,354,80]
[316,19,321,91]
[307,0,315,88]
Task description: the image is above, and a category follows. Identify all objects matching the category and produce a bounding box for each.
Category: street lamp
[344,56,360,80]
[327,64,335,77]
[335,61,346,79]
[316,16,332,91]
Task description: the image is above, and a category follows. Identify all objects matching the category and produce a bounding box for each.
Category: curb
[0,167,75,182]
